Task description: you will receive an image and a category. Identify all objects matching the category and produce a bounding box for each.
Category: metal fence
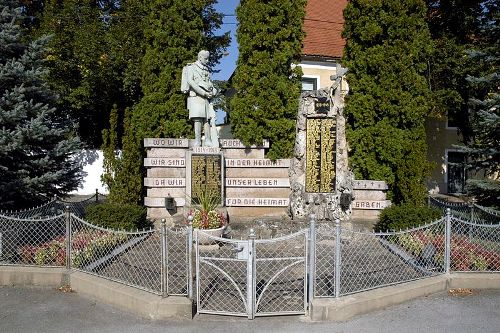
[195,228,307,318]
[0,210,190,297]
[311,209,499,299]
[0,192,106,219]
[429,196,500,224]
[1,205,498,315]
[313,218,446,298]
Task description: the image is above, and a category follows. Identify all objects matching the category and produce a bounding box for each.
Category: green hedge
[84,203,151,231]
[374,203,442,232]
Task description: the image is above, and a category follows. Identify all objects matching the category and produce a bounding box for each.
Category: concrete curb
[69,271,192,320]
[0,266,69,287]
[310,273,500,321]
[0,266,193,320]
[1,267,498,321]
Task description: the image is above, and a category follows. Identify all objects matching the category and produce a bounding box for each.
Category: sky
[213,1,239,81]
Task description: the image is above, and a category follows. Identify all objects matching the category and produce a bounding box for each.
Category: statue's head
[198,50,210,65]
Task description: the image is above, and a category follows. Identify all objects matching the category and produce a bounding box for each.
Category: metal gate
[195,229,308,319]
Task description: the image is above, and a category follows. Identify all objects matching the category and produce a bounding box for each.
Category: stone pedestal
[143,139,291,222]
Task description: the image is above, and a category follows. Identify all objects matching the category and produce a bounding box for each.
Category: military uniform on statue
[181,50,219,148]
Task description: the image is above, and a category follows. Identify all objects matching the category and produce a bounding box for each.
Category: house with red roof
[300,0,464,196]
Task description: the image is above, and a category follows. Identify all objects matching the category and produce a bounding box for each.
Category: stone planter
[195,226,225,245]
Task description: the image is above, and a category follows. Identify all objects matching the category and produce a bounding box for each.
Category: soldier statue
[181,50,219,147]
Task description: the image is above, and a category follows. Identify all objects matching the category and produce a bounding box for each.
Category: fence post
[445,208,451,274]
[161,219,168,297]
[334,219,341,298]
[470,198,476,222]
[247,228,256,319]
[307,214,316,309]
[187,215,194,300]
[65,205,71,270]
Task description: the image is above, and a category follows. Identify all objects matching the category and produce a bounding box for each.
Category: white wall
[70,150,108,195]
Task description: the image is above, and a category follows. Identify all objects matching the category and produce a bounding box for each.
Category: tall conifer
[462,0,499,206]
[230,0,306,159]
[342,0,434,204]
[0,0,82,209]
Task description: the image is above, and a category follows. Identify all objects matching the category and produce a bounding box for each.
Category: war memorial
[144,51,389,227]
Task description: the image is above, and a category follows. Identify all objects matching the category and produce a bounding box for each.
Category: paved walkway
[1,286,499,333]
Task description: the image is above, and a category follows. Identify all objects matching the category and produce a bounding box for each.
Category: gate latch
[232,242,249,260]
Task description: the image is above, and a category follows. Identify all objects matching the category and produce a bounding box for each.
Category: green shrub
[374,203,442,232]
[84,203,151,231]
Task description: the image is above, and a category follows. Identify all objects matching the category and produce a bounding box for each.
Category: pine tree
[462,0,499,207]
[0,0,82,209]
[230,0,306,159]
[342,0,434,204]
[106,0,229,204]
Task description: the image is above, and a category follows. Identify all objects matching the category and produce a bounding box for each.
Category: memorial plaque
[352,200,391,210]
[144,178,185,188]
[143,138,189,148]
[191,155,222,204]
[225,159,290,168]
[144,158,185,167]
[306,118,336,192]
[225,197,289,207]
[353,180,389,190]
[226,178,290,187]
[221,139,270,149]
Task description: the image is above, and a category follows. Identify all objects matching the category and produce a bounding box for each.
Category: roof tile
[303,0,348,59]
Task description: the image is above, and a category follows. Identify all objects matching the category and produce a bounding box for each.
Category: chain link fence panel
[196,232,249,316]
[472,205,500,224]
[313,219,447,297]
[165,227,190,296]
[70,215,162,295]
[0,214,66,266]
[429,197,471,220]
[449,216,500,272]
[0,193,106,219]
[254,230,307,315]
[314,223,337,297]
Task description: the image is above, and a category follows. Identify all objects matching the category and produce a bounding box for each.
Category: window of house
[301,77,318,91]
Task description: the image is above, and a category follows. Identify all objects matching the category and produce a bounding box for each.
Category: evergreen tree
[106,0,229,204]
[0,0,82,209]
[462,0,499,207]
[425,0,483,140]
[230,0,306,159]
[342,0,434,204]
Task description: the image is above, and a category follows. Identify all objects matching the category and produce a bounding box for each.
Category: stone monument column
[288,65,353,221]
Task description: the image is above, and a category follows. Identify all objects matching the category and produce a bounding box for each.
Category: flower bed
[20,230,127,268]
[392,230,500,271]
